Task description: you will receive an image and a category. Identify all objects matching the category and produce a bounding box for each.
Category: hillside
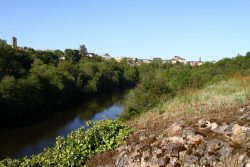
[86,78,250,167]
[1,41,250,166]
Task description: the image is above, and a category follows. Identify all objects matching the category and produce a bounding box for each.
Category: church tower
[11,36,17,48]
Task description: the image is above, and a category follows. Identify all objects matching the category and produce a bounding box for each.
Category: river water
[0,90,127,160]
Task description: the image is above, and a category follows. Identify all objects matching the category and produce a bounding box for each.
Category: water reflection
[0,90,127,160]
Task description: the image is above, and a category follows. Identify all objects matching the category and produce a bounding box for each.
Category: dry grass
[130,77,250,127]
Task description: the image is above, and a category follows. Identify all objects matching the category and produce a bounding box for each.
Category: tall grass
[173,78,247,111]
[133,77,250,124]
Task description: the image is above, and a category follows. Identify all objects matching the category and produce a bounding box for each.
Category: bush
[120,72,174,120]
[0,120,132,167]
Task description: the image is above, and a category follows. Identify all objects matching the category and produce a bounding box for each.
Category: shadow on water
[0,90,128,160]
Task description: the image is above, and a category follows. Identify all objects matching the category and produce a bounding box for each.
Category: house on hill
[187,58,204,66]
[171,56,186,64]
[187,61,204,66]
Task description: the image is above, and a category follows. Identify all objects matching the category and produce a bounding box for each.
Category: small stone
[212,123,229,134]
[198,120,219,131]
[240,112,250,121]
[233,124,244,135]
[219,143,233,160]
[238,154,250,167]
[206,155,219,166]
[240,107,246,112]
[207,139,223,153]
[179,151,186,160]
[166,121,184,136]
[182,127,195,138]
[165,136,185,145]
[241,104,250,113]
[116,154,130,167]
[147,154,171,167]
[163,143,184,158]
[153,147,162,155]
[209,122,218,130]
[195,143,206,157]
[231,124,246,145]
[169,157,179,167]
[188,134,203,145]
[184,154,199,166]
[200,157,207,165]
[139,135,147,141]
[157,156,170,167]
[198,119,210,129]
[223,123,235,138]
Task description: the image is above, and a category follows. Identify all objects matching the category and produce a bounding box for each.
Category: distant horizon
[1,0,250,61]
[1,35,247,62]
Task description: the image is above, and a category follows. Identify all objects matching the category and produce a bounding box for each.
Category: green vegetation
[2,37,250,166]
[132,77,250,128]
[0,120,132,167]
[0,40,139,129]
[120,53,250,120]
[160,78,250,115]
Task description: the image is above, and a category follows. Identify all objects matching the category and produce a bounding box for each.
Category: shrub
[0,120,132,167]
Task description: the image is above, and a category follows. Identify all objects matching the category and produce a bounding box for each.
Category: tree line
[0,40,139,129]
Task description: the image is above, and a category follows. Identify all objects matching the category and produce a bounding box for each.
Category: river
[0,90,127,160]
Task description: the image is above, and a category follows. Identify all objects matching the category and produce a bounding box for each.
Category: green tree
[79,44,88,57]
[64,49,74,60]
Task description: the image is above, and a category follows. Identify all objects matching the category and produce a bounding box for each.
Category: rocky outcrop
[88,104,250,167]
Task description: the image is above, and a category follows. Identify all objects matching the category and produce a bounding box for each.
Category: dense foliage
[0,40,139,129]
[120,54,250,119]
[0,120,132,167]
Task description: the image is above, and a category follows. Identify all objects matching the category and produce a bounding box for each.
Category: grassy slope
[86,77,250,166]
[130,76,250,130]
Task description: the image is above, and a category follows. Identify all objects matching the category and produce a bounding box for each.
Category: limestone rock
[240,112,250,121]
[103,109,250,167]
[238,153,250,167]
[231,124,247,145]
[166,121,184,137]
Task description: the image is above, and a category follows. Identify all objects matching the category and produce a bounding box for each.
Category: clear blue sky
[1,0,250,61]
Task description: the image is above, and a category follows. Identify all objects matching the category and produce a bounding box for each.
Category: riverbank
[86,78,250,167]
[0,90,128,160]
[1,78,250,166]
[0,120,132,166]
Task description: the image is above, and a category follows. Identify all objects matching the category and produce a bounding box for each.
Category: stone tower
[11,36,17,48]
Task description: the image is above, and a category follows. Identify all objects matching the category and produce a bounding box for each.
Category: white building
[171,56,186,64]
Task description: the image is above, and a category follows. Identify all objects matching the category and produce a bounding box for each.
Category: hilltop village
[6,36,208,66]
